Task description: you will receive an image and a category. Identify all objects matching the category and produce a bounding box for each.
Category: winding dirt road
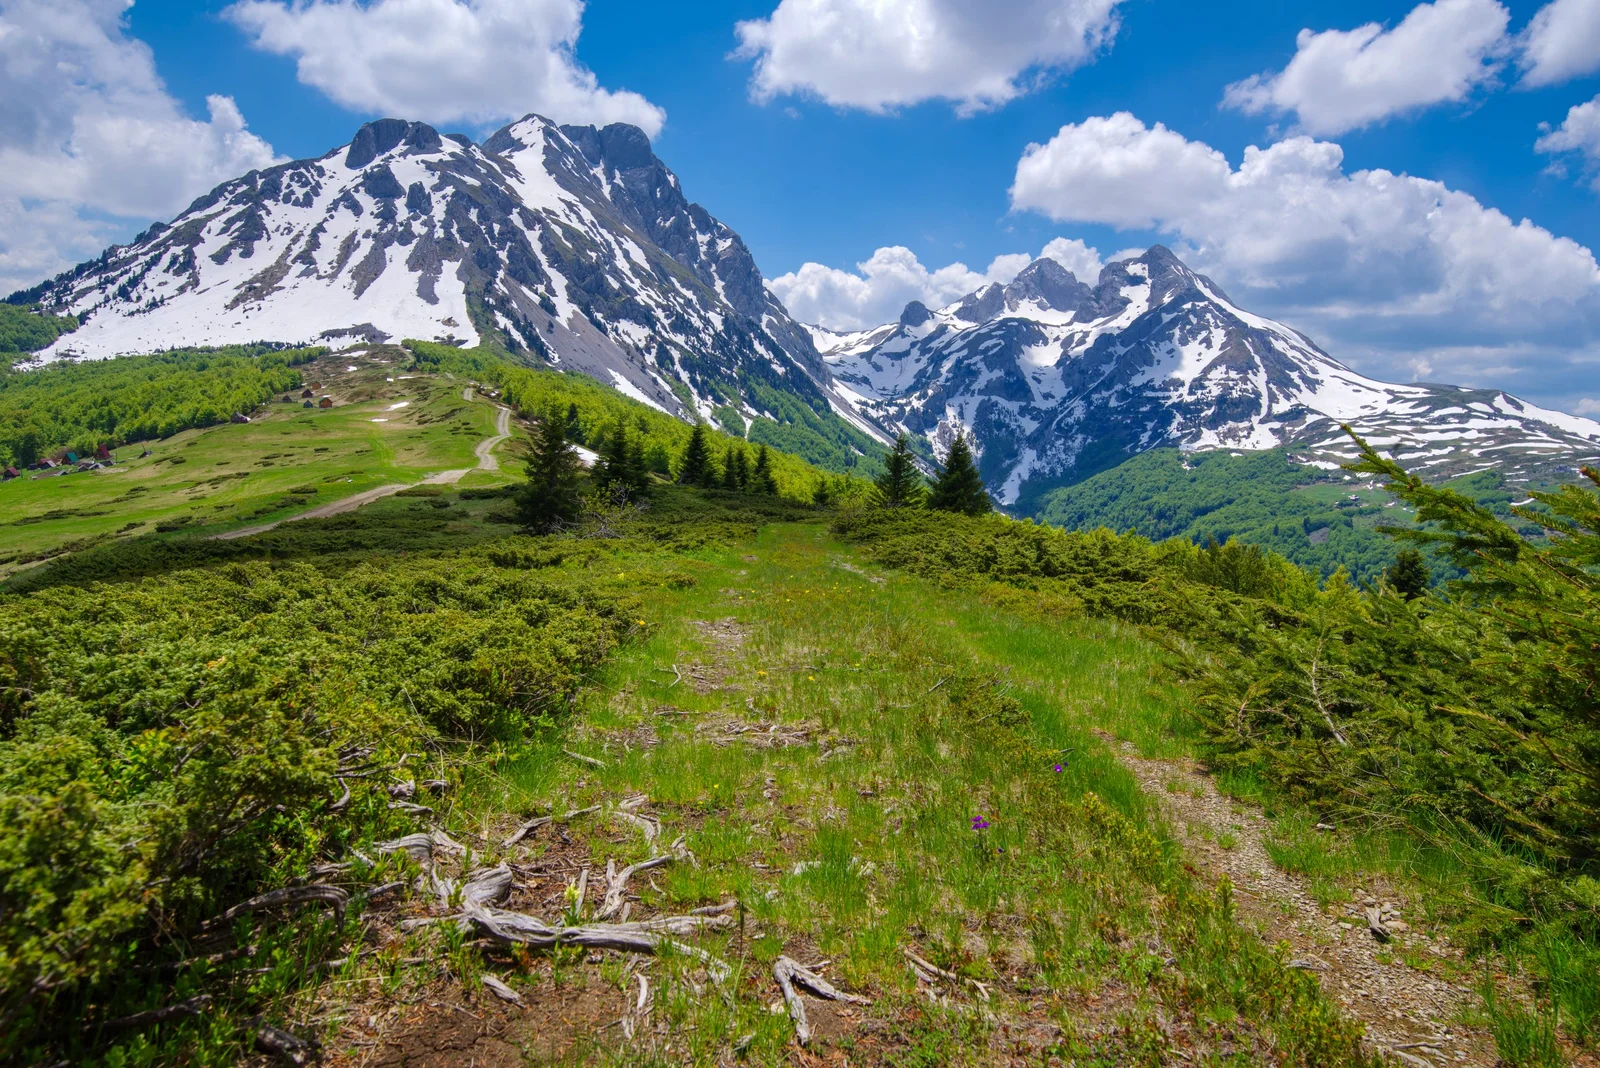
[213,400,514,541]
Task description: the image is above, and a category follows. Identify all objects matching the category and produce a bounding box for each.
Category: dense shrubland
[0,345,322,467]
[0,551,634,1061]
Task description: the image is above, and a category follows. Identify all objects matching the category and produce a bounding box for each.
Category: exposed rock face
[813,246,1600,504]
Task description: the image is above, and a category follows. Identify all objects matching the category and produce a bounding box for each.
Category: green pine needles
[874,433,925,508]
[515,406,584,530]
[676,423,716,487]
[928,432,991,516]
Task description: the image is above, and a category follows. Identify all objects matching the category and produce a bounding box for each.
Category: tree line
[0,345,323,468]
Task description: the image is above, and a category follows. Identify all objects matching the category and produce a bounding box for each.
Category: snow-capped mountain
[14,116,868,439]
[812,247,1600,505]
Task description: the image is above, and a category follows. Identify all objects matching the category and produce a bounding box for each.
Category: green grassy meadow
[0,355,515,576]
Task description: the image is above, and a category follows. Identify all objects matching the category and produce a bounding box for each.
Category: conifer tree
[734,446,751,490]
[722,444,742,491]
[677,423,716,486]
[1386,548,1430,600]
[596,422,630,489]
[751,444,778,495]
[627,435,650,495]
[813,476,832,507]
[564,402,583,444]
[597,422,651,498]
[516,406,583,530]
[874,434,924,508]
[927,433,991,516]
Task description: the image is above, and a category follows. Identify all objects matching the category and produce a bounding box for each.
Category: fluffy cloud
[0,0,281,296]
[1223,0,1510,135]
[1519,0,1600,86]
[226,0,664,134]
[733,0,1122,114]
[1010,112,1600,390]
[769,240,1106,332]
[1536,94,1600,188]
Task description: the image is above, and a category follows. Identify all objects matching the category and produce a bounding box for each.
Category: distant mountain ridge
[810,246,1600,504]
[12,115,879,461]
[11,119,1599,503]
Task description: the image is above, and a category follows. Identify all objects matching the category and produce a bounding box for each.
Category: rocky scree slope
[811,247,1600,506]
[13,116,876,443]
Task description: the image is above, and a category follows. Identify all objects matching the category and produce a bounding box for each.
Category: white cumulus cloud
[225,0,664,134]
[0,0,281,296]
[1519,0,1600,86]
[1222,0,1510,136]
[1009,112,1600,391]
[733,0,1123,114]
[1536,94,1600,189]
[769,240,1106,332]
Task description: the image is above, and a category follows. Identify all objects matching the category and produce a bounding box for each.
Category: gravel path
[212,403,513,540]
[1115,743,1498,1067]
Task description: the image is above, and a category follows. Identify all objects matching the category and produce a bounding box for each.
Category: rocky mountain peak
[954,282,1007,323]
[560,122,657,172]
[899,300,933,328]
[1003,257,1092,314]
[344,119,445,170]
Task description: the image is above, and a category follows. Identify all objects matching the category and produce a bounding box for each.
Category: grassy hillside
[0,351,510,577]
[1031,447,1551,584]
[0,344,322,467]
[408,340,887,480]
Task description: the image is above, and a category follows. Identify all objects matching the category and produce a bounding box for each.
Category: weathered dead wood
[455,863,514,909]
[388,780,416,800]
[1364,906,1393,943]
[464,907,732,981]
[387,801,433,816]
[502,804,601,847]
[99,994,212,1032]
[377,830,465,862]
[328,779,351,813]
[198,885,350,934]
[904,948,990,1000]
[481,974,523,1006]
[254,1021,320,1065]
[773,956,869,1046]
[563,748,606,768]
[596,855,673,920]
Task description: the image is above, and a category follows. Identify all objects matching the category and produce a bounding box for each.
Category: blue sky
[4,0,1600,412]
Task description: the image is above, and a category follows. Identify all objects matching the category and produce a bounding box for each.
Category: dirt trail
[212,403,513,541]
[1115,744,1496,1067]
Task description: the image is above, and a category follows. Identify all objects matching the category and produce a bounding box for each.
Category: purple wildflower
[971,816,990,831]
[1053,764,1063,773]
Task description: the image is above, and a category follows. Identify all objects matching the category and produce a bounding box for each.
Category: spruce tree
[596,422,630,490]
[874,434,924,508]
[677,423,716,486]
[734,447,751,490]
[626,435,651,496]
[516,406,584,530]
[564,403,584,444]
[722,444,741,491]
[813,476,832,507]
[927,433,991,516]
[751,444,778,495]
[1386,548,1431,600]
[597,422,651,498]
